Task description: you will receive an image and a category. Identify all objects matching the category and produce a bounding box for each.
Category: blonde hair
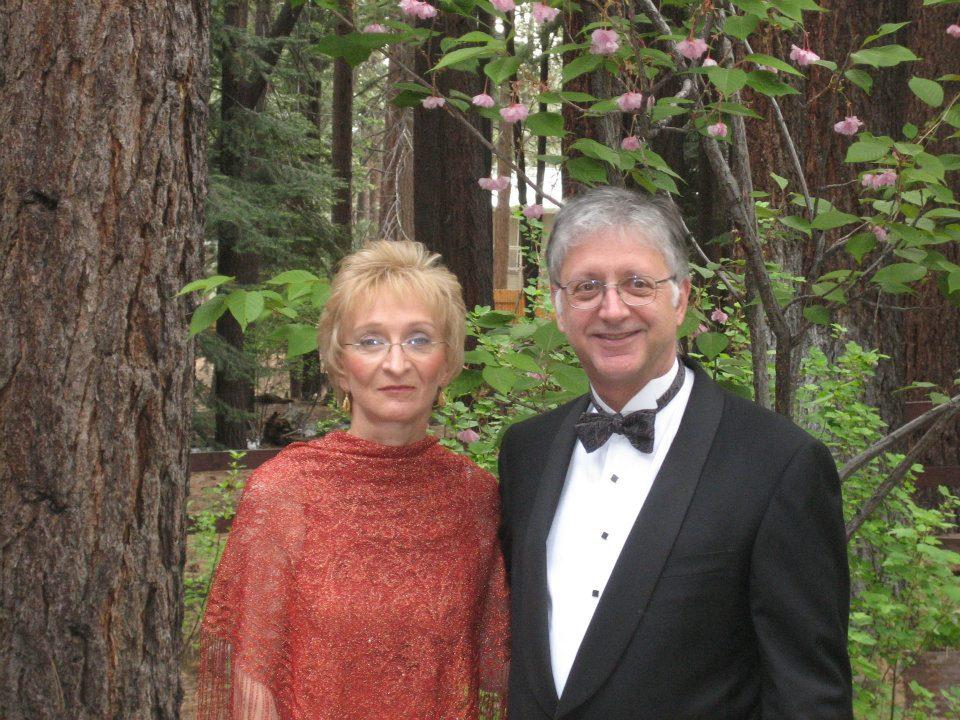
[318,241,466,397]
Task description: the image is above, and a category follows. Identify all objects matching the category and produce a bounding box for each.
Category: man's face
[554,227,690,411]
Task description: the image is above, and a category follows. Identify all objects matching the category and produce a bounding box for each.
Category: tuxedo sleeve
[497,425,517,581]
[749,439,853,719]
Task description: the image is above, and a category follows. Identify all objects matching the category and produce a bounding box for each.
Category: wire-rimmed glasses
[557,275,675,310]
[343,335,448,359]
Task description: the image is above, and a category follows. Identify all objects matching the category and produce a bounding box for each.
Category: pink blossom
[589,28,620,56]
[861,170,897,189]
[526,372,547,380]
[490,0,516,12]
[471,92,495,108]
[789,44,820,67]
[702,56,718,67]
[457,428,481,444]
[707,121,728,138]
[499,103,529,122]
[478,176,510,192]
[421,95,445,109]
[710,308,729,324]
[947,24,960,39]
[620,135,642,151]
[532,3,560,23]
[398,0,437,19]
[616,91,645,112]
[833,116,864,136]
[692,323,709,339]
[870,225,888,242]
[522,204,545,219]
[676,37,709,60]
[362,23,388,33]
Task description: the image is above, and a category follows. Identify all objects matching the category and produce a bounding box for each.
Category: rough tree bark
[379,46,416,242]
[414,13,494,310]
[0,2,208,718]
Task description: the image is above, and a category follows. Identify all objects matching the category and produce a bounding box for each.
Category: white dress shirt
[545,358,694,695]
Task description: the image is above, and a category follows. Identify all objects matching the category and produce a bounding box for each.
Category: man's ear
[674,276,692,325]
[552,287,567,332]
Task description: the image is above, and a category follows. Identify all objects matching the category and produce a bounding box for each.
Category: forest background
[2,0,960,718]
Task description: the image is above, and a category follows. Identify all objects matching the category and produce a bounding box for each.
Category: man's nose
[597,284,630,319]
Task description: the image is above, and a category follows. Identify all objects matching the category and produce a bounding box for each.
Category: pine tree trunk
[378,46,415,242]
[0,2,208,718]
[414,13,493,310]
[330,0,353,252]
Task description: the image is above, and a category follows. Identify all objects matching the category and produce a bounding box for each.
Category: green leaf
[502,351,542,373]
[862,21,911,46]
[525,111,565,137]
[569,138,621,166]
[270,323,317,358]
[482,365,517,394]
[267,269,321,285]
[562,54,602,84]
[532,321,566,352]
[548,363,590,394]
[745,70,800,97]
[779,215,812,235]
[433,45,498,72]
[474,310,516,327]
[713,100,763,119]
[177,274,234,296]
[464,348,497,365]
[846,232,877,262]
[484,54,524,85]
[723,14,760,40]
[803,305,831,325]
[225,290,264,331]
[695,332,729,360]
[871,262,927,293]
[850,44,918,68]
[446,369,484,398]
[189,295,228,336]
[845,139,889,163]
[844,69,873,94]
[312,33,384,67]
[811,209,860,230]
[707,67,749,96]
[770,172,789,190]
[732,0,768,15]
[948,269,960,294]
[567,156,608,184]
[902,123,918,139]
[744,53,804,77]
[908,76,943,107]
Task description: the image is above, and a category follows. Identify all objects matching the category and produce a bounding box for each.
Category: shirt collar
[590,357,682,414]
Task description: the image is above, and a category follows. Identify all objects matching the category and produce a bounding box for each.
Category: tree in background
[0,2,208,717]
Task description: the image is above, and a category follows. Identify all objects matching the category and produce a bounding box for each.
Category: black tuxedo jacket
[498,360,852,719]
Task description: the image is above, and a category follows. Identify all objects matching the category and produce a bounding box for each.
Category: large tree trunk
[414,14,493,310]
[0,2,208,718]
[379,46,416,242]
[213,0,304,447]
[330,0,353,252]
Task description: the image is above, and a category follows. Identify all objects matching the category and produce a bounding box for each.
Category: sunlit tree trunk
[0,1,208,717]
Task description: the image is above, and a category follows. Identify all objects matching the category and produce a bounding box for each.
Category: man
[498,187,852,719]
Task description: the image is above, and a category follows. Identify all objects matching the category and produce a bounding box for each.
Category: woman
[198,241,509,720]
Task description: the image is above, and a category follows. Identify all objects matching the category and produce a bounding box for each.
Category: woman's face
[337,289,452,445]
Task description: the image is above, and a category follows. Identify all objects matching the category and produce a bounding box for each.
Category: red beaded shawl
[197,431,509,720]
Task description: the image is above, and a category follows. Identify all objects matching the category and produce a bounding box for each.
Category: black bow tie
[575,363,685,454]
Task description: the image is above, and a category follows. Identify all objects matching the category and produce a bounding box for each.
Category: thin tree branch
[844,397,960,539]
[242,1,307,108]
[840,392,960,482]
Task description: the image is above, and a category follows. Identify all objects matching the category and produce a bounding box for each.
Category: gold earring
[436,389,447,408]
[340,393,351,413]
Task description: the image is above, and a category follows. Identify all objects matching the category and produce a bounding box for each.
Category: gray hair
[546,187,691,284]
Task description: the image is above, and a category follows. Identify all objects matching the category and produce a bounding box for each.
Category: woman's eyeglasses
[343,335,447,358]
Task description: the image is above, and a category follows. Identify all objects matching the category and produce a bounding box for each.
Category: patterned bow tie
[575,363,685,454]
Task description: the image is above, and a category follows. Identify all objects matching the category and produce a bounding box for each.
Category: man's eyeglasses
[343,335,447,358]
[557,275,675,310]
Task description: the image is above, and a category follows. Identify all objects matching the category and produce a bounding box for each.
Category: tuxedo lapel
[556,362,726,718]
[517,394,591,715]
